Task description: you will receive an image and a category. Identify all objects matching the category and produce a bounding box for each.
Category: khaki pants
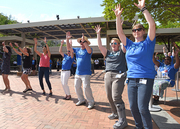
[104,72,126,114]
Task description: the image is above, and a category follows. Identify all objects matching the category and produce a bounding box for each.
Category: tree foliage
[101,0,180,26]
[0,13,18,37]
[0,13,18,25]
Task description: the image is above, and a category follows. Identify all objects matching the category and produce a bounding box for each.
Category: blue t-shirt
[73,59,77,67]
[125,35,156,79]
[62,54,74,70]
[32,60,35,65]
[50,60,52,67]
[73,48,93,75]
[159,63,179,87]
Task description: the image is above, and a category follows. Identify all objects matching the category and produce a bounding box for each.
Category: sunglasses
[165,59,170,61]
[110,42,118,45]
[67,50,70,52]
[80,40,87,43]
[132,28,143,32]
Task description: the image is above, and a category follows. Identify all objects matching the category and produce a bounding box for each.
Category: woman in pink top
[34,37,52,96]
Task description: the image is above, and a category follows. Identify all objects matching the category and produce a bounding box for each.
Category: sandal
[65,95,71,100]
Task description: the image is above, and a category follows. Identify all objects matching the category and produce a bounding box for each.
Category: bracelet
[141,7,147,12]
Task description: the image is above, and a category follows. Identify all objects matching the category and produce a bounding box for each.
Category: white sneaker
[87,102,95,109]
[76,101,86,106]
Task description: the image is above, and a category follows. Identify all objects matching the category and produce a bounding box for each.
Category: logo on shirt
[108,51,120,57]
[129,43,144,50]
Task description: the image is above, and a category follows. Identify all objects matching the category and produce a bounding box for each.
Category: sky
[0,0,107,46]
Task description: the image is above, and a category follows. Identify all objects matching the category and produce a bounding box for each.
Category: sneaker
[87,102,95,109]
[113,120,128,129]
[108,113,118,120]
[76,101,86,106]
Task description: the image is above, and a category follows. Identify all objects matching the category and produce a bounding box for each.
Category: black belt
[62,70,70,71]
[106,70,121,73]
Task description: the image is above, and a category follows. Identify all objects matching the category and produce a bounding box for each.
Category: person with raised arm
[66,32,95,109]
[94,25,127,129]
[153,49,180,104]
[34,37,52,96]
[10,43,33,93]
[59,40,74,100]
[113,0,156,129]
[0,42,12,93]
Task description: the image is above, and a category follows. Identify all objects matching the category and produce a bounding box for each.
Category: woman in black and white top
[10,43,33,93]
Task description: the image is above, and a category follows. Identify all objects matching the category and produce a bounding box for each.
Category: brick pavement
[0,70,179,129]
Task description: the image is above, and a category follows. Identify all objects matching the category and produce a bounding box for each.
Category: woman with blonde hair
[114,0,156,128]
[10,43,33,93]
[94,25,127,129]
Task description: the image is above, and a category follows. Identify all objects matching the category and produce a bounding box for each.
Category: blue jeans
[38,67,52,90]
[128,78,154,129]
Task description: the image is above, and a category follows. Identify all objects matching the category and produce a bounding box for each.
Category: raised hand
[9,43,13,47]
[113,4,123,17]
[66,31,72,39]
[81,33,85,42]
[34,38,37,45]
[61,40,64,46]
[173,42,180,50]
[94,25,101,34]
[2,42,5,46]
[175,49,180,56]
[134,0,145,9]
[14,43,19,47]
[44,37,47,44]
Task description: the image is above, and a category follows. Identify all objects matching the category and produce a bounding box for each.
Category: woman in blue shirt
[59,40,74,100]
[114,0,156,129]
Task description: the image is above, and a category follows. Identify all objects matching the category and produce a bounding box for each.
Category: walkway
[0,70,179,129]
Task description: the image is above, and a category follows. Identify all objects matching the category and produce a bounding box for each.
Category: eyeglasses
[67,50,70,52]
[110,42,118,45]
[165,59,170,61]
[80,40,87,43]
[132,28,143,32]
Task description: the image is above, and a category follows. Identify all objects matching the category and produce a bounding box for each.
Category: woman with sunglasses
[59,40,74,100]
[34,37,52,96]
[114,0,156,129]
[94,25,127,129]
[0,42,12,93]
[10,43,33,93]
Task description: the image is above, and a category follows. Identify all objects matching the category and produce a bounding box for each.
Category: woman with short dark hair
[0,42,12,93]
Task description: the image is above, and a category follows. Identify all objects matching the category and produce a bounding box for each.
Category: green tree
[0,13,18,37]
[101,0,180,26]
[0,13,18,25]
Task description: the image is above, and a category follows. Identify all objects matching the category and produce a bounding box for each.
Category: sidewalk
[0,70,179,129]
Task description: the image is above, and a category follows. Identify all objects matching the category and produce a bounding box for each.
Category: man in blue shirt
[66,32,95,109]
[49,59,52,74]
[153,49,180,104]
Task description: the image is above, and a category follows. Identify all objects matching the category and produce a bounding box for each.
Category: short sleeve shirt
[105,49,127,73]
[73,48,92,75]
[125,35,156,79]
[61,54,74,70]
[159,63,179,87]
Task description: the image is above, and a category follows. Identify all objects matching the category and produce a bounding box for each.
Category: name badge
[139,79,147,84]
